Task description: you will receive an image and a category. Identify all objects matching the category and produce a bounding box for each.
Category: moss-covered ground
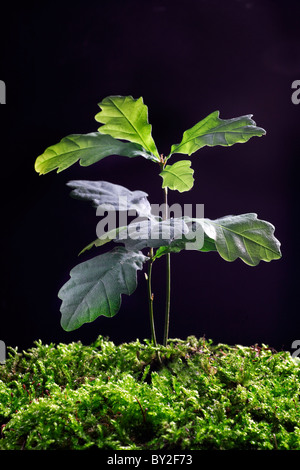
[0,335,299,450]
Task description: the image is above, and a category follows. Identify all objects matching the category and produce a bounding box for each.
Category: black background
[1,0,299,353]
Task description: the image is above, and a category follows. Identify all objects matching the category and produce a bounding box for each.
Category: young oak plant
[35,95,281,346]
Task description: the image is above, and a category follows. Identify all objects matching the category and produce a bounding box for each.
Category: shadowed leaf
[153,214,281,266]
[115,218,190,251]
[58,247,148,331]
[67,180,152,218]
[196,213,281,266]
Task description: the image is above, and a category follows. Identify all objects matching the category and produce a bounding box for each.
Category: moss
[0,336,299,450]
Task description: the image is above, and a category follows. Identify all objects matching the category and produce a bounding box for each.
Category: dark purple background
[1,0,299,352]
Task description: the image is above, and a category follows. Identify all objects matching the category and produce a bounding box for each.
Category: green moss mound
[0,336,299,450]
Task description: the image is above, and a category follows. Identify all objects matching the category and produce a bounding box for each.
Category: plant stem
[147,248,157,347]
[163,187,171,347]
[163,252,171,347]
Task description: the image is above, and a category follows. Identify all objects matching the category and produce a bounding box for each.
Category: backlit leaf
[35,132,156,175]
[169,111,266,158]
[95,95,159,160]
[160,160,194,192]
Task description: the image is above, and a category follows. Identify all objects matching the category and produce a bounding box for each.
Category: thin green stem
[163,252,171,347]
[163,186,171,347]
[147,248,157,347]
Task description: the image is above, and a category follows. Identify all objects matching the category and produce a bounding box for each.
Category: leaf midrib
[162,167,192,189]
[172,125,259,155]
[70,262,122,322]
[36,136,103,167]
[208,220,279,255]
[107,97,152,155]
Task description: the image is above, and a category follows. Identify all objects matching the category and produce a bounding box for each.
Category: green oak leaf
[153,233,216,260]
[35,132,157,175]
[160,160,194,192]
[58,247,148,331]
[67,180,152,218]
[195,213,281,266]
[115,218,190,251]
[95,95,160,160]
[78,226,128,256]
[153,213,281,266]
[80,218,191,256]
[168,111,266,158]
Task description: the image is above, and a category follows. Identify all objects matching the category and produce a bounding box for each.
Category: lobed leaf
[168,111,266,158]
[153,214,281,266]
[67,180,152,218]
[58,247,148,331]
[114,218,190,251]
[95,95,160,160]
[195,213,281,266]
[153,233,216,260]
[159,160,194,192]
[79,218,192,256]
[78,226,128,256]
[34,132,156,175]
